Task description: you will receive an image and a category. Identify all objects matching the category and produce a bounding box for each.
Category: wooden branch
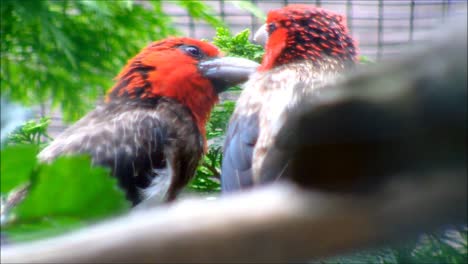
[1,172,466,263]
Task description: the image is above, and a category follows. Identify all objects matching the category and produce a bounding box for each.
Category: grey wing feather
[221,113,259,192]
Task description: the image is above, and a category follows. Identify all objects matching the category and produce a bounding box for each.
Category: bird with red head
[39,37,259,205]
[221,5,358,192]
[256,4,357,71]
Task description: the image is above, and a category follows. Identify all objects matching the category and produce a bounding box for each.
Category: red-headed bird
[38,37,259,205]
[221,5,358,192]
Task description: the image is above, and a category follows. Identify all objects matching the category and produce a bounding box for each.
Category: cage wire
[165,0,467,61]
[41,0,467,136]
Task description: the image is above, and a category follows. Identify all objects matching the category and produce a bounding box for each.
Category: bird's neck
[179,94,218,146]
[265,56,354,79]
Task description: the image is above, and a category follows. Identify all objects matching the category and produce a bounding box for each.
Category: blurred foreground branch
[1,174,466,263]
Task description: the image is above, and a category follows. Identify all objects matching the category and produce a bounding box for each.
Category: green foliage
[395,229,467,264]
[189,147,222,193]
[0,145,131,242]
[188,100,235,192]
[319,228,467,264]
[1,0,222,122]
[5,117,52,148]
[0,145,38,194]
[15,155,129,220]
[206,100,236,140]
[213,27,264,63]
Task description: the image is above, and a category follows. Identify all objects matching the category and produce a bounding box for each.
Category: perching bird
[38,37,259,205]
[260,17,467,194]
[221,5,358,192]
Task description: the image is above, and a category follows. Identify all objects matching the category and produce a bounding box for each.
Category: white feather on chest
[138,163,173,205]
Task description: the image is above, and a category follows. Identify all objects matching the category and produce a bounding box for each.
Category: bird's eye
[181,45,203,59]
[268,23,277,34]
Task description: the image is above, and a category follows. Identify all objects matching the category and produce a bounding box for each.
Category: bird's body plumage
[39,98,203,204]
[222,5,358,192]
[222,60,346,191]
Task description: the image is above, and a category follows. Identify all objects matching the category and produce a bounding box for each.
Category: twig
[201,160,221,179]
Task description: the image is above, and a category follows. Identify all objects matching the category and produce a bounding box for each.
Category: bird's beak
[198,57,259,93]
[253,24,268,47]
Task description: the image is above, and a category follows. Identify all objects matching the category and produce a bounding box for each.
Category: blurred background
[2,0,466,136]
[165,0,467,60]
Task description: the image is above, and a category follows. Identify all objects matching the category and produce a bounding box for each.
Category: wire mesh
[164,0,467,60]
[41,0,467,135]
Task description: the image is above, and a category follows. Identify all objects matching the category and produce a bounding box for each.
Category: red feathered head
[107,37,258,137]
[256,5,358,71]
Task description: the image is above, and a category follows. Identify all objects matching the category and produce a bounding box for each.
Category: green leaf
[189,99,236,193]
[189,146,222,193]
[206,100,236,140]
[0,145,38,194]
[1,146,130,242]
[5,117,52,147]
[14,155,130,221]
[212,27,264,62]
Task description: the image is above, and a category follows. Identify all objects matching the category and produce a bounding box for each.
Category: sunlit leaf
[14,155,130,221]
[213,27,264,62]
[0,145,38,194]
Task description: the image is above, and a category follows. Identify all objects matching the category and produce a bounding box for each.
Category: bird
[221,5,358,192]
[259,16,467,194]
[38,37,259,205]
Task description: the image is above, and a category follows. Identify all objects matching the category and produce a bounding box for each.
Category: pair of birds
[38,5,359,205]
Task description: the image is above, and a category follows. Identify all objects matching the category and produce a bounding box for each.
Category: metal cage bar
[164,0,466,61]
